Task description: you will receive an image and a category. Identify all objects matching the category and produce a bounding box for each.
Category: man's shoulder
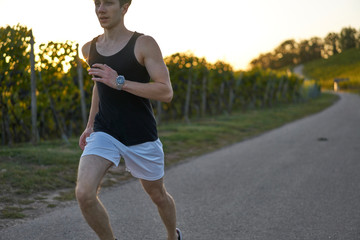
[137,34,156,44]
[136,34,160,52]
[81,41,92,61]
[81,35,100,60]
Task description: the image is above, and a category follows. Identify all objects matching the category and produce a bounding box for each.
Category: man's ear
[121,3,130,15]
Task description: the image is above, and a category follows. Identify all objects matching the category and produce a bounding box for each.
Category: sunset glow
[0,0,359,70]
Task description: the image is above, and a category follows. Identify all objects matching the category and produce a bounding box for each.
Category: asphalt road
[1,92,360,240]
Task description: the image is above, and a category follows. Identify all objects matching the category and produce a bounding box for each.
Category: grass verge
[0,92,339,222]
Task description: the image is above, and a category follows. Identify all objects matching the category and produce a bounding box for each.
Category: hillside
[303,48,360,91]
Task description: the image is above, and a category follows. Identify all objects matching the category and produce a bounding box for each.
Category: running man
[75,0,182,239]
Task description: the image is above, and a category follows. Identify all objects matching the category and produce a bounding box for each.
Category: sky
[0,0,359,70]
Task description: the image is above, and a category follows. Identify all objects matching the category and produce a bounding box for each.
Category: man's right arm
[79,41,99,150]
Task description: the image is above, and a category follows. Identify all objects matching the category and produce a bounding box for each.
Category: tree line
[250,26,360,69]
[0,24,306,146]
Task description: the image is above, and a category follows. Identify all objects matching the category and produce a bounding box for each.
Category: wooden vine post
[77,44,87,128]
[30,29,38,144]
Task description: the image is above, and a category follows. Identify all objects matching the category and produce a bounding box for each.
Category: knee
[75,184,96,209]
[148,189,169,207]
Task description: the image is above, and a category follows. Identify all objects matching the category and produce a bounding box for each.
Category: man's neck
[102,24,131,43]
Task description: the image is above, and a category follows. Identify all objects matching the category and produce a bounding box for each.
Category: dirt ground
[0,166,131,229]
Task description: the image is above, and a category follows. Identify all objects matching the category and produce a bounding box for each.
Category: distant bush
[250,26,360,70]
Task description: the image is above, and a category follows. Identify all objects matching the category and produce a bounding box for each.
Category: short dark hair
[119,0,132,6]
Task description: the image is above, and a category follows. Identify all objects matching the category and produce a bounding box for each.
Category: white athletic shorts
[81,131,164,181]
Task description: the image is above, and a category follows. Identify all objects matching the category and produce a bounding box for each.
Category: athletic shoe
[176,228,182,240]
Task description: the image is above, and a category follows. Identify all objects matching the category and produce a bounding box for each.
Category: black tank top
[88,32,158,146]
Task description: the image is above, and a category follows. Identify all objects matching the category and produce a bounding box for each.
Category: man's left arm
[122,35,173,103]
[88,35,173,103]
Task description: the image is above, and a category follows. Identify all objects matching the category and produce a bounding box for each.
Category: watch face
[116,75,125,84]
[116,75,125,90]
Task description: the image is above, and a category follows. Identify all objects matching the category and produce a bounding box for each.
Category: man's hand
[79,127,94,150]
[88,63,119,89]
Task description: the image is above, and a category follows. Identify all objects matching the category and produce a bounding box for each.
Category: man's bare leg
[76,155,115,240]
[140,178,177,240]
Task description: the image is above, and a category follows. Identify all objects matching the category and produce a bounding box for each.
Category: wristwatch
[115,75,125,90]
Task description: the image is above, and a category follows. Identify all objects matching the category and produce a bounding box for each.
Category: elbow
[165,90,174,103]
[163,89,173,103]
